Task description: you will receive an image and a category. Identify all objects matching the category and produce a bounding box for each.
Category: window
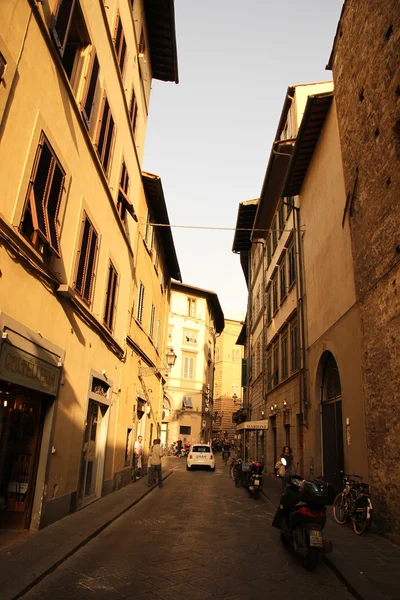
[136,281,145,323]
[232,348,240,362]
[187,297,196,317]
[272,216,278,252]
[184,330,197,344]
[129,88,138,135]
[0,52,6,83]
[281,334,288,380]
[144,211,154,249]
[280,258,287,302]
[286,196,295,218]
[278,201,285,236]
[139,27,146,54]
[74,212,98,304]
[267,348,272,391]
[149,303,155,338]
[155,318,161,349]
[290,321,299,373]
[266,287,272,323]
[272,275,278,314]
[113,14,127,77]
[117,161,130,221]
[81,50,99,127]
[182,397,192,408]
[183,355,195,380]
[273,342,279,386]
[266,233,272,266]
[20,133,65,260]
[52,0,90,83]
[103,260,118,331]
[288,241,296,286]
[95,94,115,175]
[180,426,191,435]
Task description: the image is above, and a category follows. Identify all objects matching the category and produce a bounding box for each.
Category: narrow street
[23,458,354,600]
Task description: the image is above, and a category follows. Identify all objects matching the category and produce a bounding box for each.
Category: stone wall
[330,0,400,532]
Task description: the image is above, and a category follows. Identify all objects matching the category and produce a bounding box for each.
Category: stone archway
[319,351,344,492]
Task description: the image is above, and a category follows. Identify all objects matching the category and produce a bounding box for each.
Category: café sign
[0,343,60,396]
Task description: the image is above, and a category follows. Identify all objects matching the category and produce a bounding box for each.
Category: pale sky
[143,1,343,315]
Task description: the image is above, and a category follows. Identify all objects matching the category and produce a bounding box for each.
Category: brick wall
[330,0,400,532]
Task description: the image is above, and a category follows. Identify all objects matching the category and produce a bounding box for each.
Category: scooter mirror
[281,457,287,466]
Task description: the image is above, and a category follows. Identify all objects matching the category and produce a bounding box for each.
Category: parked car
[187,444,215,471]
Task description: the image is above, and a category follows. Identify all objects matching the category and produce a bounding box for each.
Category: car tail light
[189,454,192,459]
[210,455,213,459]
[297,507,326,517]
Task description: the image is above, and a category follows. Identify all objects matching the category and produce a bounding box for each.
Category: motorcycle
[247,461,264,498]
[272,457,334,571]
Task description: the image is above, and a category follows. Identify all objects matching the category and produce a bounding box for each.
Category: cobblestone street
[22,458,354,600]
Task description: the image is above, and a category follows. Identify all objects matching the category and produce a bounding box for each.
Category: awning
[236,420,268,431]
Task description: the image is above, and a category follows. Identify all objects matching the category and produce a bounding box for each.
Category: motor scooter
[247,461,264,498]
[272,457,334,571]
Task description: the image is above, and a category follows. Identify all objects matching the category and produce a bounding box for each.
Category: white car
[186,444,215,471]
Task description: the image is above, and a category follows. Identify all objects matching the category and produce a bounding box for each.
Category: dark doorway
[321,352,344,493]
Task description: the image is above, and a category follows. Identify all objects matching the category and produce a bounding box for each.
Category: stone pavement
[263,473,400,600]
[0,471,172,600]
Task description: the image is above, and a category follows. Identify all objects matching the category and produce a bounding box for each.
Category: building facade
[164,283,224,447]
[328,0,400,533]
[0,0,179,531]
[213,313,244,439]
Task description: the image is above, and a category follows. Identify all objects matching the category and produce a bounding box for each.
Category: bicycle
[333,473,373,535]
[229,456,241,481]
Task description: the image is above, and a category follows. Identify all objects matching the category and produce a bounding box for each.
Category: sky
[143,0,343,315]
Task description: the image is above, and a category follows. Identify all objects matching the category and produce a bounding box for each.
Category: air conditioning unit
[138,53,148,81]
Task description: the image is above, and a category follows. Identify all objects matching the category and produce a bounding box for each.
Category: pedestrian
[148,438,164,488]
[281,446,294,475]
[175,437,183,457]
[133,435,143,479]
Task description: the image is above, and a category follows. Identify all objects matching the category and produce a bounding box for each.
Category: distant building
[213,314,245,439]
[164,282,224,446]
[327,0,400,533]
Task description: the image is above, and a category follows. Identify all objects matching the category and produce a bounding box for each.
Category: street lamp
[166,348,177,369]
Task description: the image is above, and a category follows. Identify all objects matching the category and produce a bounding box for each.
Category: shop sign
[0,343,60,396]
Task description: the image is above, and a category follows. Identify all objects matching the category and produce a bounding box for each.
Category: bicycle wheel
[353,496,372,535]
[333,492,348,524]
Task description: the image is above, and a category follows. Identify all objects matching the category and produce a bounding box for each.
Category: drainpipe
[295,206,308,427]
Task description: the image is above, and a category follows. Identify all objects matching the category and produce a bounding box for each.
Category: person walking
[175,437,183,457]
[133,435,143,479]
[148,438,164,488]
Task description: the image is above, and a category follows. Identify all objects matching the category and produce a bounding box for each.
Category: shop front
[236,420,268,462]
[0,313,63,530]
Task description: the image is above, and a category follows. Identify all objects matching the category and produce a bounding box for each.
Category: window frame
[95,93,115,175]
[279,255,287,303]
[129,87,138,135]
[288,240,296,287]
[272,274,279,315]
[136,281,145,323]
[149,303,155,338]
[103,259,119,332]
[81,48,99,128]
[73,211,99,306]
[113,13,127,78]
[182,354,195,380]
[281,333,288,380]
[187,297,196,318]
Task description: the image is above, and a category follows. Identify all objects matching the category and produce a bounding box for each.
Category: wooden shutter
[83,227,98,303]
[74,214,98,305]
[46,162,64,256]
[52,0,76,55]
[104,261,118,331]
[32,141,53,240]
[82,51,99,127]
[103,112,115,174]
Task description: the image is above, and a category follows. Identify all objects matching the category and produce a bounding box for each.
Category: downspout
[295,207,308,427]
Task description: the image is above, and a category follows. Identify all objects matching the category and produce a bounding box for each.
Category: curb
[8,470,173,600]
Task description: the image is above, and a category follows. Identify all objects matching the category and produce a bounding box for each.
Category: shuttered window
[149,304,155,338]
[290,321,299,373]
[113,14,127,77]
[96,94,115,175]
[136,282,145,323]
[81,51,99,127]
[281,334,288,380]
[20,133,65,259]
[52,0,76,55]
[288,242,296,286]
[103,261,118,332]
[117,161,130,220]
[74,213,98,305]
[129,88,138,135]
[183,355,195,380]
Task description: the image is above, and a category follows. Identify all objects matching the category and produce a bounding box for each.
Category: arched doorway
[320,352,344,492]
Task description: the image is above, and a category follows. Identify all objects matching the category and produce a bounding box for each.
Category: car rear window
[192,445,211,453]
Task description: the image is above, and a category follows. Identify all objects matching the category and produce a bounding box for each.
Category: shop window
[95,94,115,175]
[113,13,127,78]
[81,50,99,127]
[103,260,118,332]
[180,425,191,435]
[129,87,138,135]
[51,0,90,84]
[149,304,155,338]
[136,282,145,323]
[74,212,99,305]
[0,52,6,83]
[20,132,65,261]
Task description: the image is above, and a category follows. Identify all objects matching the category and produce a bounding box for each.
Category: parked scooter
[247,461,264,498]
[272,457,334,571]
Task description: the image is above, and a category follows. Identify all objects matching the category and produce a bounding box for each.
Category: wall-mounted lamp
[283,400,287,408]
